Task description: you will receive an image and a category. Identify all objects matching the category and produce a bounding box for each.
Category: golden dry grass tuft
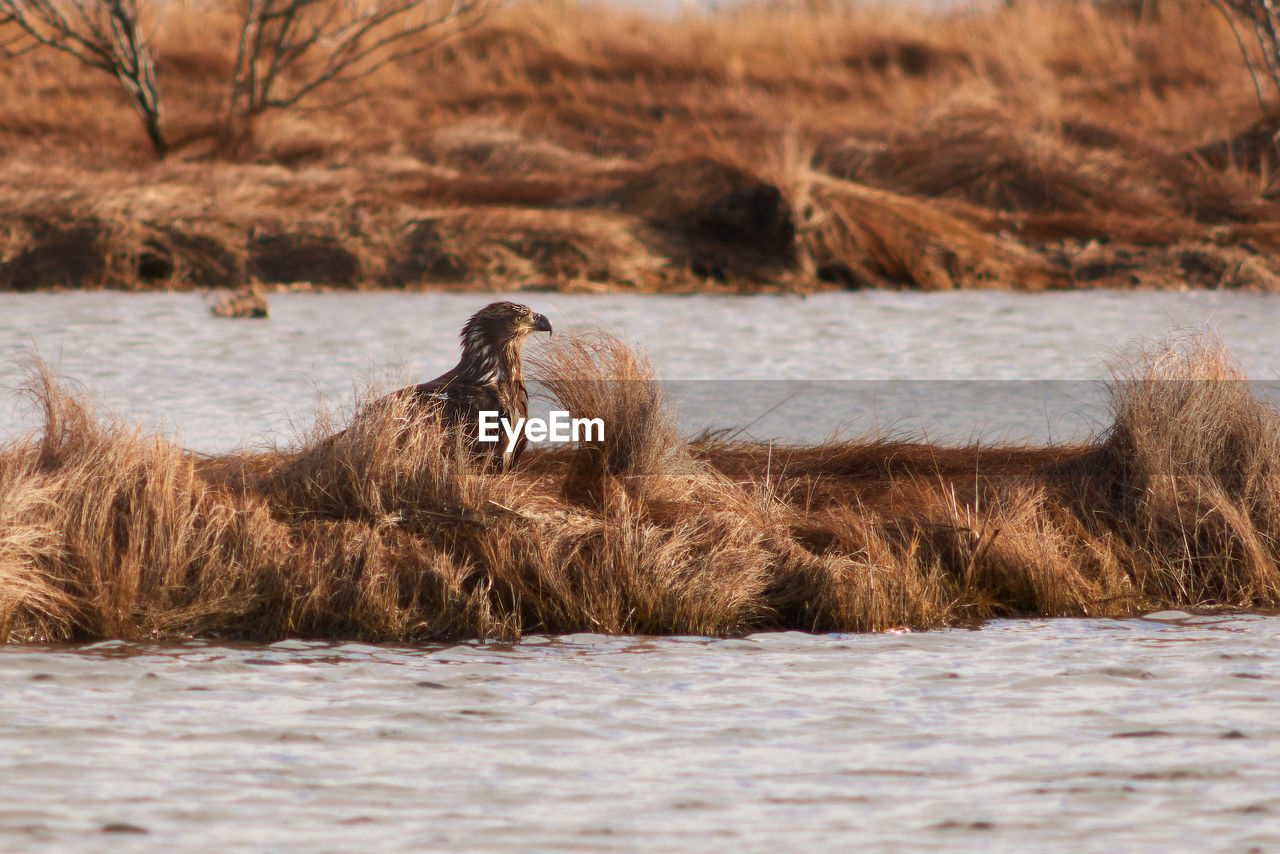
[2,332,1280,643]
[2,0,1280,292]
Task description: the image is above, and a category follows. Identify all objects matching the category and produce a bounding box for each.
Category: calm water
[3,290,1280,451]
[3,289,1280,851]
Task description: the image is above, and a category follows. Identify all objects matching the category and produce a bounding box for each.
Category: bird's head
[460,301,552,348]
[458,302,552,381]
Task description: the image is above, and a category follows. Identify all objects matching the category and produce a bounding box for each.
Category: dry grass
[2,0,1280,292]
[2,331,1279,643]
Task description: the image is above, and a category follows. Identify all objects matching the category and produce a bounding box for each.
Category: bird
[357,301,552,471]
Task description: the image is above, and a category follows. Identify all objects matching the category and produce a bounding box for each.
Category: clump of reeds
[2,332,1279,644]
[1063,335,1280,604]
[210,287,269,318]
[530,332,685,478]
[0,363,289,641]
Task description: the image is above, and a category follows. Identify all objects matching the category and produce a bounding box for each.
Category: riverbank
[1,1,1278,293]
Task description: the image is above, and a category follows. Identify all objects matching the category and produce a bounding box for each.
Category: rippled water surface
[3,616,1280,852]
[4,290,1280,850]
[3,289,1280,450]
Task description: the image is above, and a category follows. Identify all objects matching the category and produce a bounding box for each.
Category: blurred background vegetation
[1,0,1278,294]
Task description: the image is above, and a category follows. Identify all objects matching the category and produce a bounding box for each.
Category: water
[2,616,1279,851]
[3,289,1280,451]
[4,289,1280,851]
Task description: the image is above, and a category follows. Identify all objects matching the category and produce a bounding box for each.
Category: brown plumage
[367,301,552,470]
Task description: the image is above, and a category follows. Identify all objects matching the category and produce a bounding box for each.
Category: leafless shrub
[0,0,167,156]
[222,0,492,150]
[1209,1,1280,112]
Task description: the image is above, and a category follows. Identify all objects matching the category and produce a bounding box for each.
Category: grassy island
[2,333,1278,642]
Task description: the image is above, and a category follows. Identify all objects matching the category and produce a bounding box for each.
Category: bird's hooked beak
[532,313,552,334]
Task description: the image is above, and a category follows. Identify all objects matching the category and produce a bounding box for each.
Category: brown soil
[1,2,1279,293]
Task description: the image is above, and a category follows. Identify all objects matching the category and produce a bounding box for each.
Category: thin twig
[1210,0,1270,114]
[227,0,493,141]
[0,0,166,155]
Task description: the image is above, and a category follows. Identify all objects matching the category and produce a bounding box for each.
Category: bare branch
[1209,0,1269,113]
[224,0,493,144]
[1249,6,1280,100]
[0,0,167,156]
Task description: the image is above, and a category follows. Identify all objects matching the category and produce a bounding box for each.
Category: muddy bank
[3,156,1278,294]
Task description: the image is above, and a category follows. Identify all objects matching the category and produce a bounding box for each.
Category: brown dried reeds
[1,1,1278,292]
[2,332,1280,643]
[529,333,685,479]
[210,287,269,318]
[1061,335,1280,604]
[797,171,1063,290]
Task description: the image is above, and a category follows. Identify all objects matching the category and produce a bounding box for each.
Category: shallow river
[3,290,1280,851]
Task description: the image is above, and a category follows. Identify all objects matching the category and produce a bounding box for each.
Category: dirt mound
[211,287,269,319]
[388,208,666,290]
[138,228,243,287]
[1056,240,1280,290]
[248,231,362,286]
[388,219,472,286]
[0,220,105,290]
[608,157,796,280]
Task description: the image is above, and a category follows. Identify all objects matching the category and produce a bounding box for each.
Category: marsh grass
[2,1,1279,292]
[3,332,1280,643]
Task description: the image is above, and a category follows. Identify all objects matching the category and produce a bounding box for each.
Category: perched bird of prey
[365,301,552,470]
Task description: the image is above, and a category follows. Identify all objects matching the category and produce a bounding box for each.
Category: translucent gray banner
[526,380,1280,446]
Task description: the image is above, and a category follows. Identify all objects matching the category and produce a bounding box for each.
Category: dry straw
[2,331,1279,643]
[2,1,1278,293]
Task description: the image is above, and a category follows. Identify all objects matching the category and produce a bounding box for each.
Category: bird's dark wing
[353,368,527,471]
[402,371,460,412]
[376,376,508,469]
